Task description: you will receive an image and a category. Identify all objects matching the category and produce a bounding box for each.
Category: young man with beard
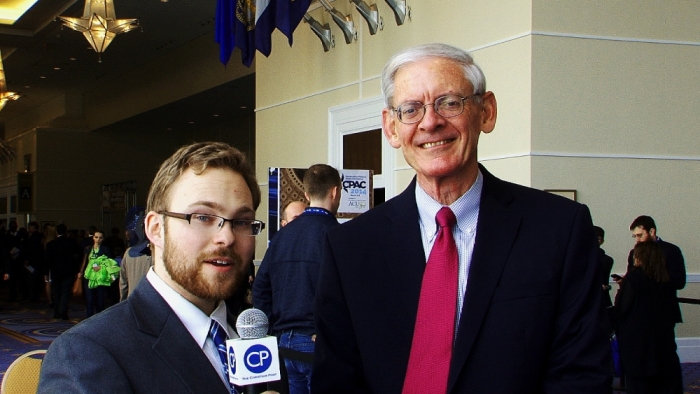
[39,142,274,394]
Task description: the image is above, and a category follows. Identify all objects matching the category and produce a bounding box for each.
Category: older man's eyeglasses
[159,212,265,236]
[392,94,481,124]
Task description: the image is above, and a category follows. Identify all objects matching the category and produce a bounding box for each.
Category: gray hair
[380,43,487,108]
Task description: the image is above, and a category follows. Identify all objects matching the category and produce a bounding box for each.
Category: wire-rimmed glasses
[159,212,265,236]
[392,94,481,124]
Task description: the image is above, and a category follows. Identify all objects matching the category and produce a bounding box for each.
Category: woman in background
[78,230,112,317]
[613,241,683,394]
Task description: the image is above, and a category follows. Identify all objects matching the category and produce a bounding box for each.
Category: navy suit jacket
[313,165,610,393]
[39,278,231,394]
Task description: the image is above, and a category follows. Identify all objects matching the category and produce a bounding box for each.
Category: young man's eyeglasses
[159,212,265,236]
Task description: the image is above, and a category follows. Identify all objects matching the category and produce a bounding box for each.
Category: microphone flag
[227,336,280,386]
[227,308,281,386]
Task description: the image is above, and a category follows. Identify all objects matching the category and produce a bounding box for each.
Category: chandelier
[58,0,139,62]
[0,50,19,113]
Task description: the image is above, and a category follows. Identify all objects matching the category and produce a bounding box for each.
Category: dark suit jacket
[598,248,614,307]
[45,235,82,280]
[626,238,686,323]
[612,268,681,379]
[22,231,44,271]
[38,278,231,393]
[312,165,610,394]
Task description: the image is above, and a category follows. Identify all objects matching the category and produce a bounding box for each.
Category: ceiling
[0,0,255,135]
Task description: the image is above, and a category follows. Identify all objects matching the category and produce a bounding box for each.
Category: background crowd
[0,221,139,320]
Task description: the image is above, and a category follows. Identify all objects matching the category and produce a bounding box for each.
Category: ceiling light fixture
[0,50,18,162]
[304,13,334,52]
[58,0,139,63]
[350,0,382,35]
[318,0,356,44]
[384,0,410,26]
[0,50,20,112]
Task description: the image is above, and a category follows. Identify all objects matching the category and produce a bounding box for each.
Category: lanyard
[302,207,334,217]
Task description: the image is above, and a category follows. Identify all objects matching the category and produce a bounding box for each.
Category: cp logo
[228,346,236,374]
[244,344,272,373]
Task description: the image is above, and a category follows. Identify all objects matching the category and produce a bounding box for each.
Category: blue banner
[234,0,257,67]
[256,0,311,57]
[216,0,311,66]
[214,0,235,65]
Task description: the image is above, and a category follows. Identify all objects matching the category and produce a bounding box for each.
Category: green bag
[84,255,121,289]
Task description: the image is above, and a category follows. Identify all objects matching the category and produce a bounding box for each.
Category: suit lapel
[130,280,229,394]
[448,166,522,391]
[385,180,428,319]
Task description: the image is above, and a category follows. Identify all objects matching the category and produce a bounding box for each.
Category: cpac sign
[342,179,367,192]
[338,169,372,216]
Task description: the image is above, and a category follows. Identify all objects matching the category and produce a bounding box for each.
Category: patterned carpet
[0,298,85,381]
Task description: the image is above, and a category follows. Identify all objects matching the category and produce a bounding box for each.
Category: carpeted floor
[0,297,86,381]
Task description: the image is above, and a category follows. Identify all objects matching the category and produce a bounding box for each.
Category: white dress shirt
[415,170,483,328]
[146,269,239,387]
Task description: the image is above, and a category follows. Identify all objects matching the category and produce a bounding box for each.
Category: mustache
[200,248,243,264]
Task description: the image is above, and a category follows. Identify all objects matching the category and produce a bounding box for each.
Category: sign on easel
[267,167,373,241]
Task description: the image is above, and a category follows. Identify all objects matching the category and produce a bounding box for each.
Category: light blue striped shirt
[415,170,482,328]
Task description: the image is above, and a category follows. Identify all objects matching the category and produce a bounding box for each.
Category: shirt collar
[416,170,483,238]
[146,269,237,350]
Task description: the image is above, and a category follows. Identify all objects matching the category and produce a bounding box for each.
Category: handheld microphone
[236,308,269,339]
[227,308,281,390]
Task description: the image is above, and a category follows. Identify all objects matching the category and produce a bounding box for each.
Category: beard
[162,228,247,302]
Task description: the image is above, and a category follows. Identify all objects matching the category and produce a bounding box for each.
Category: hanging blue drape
[216,0,312,67]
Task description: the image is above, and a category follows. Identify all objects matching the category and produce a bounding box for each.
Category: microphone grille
[235,308,269,339]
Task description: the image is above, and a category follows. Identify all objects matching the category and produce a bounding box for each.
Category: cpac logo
[343,180,367,192]
[244,344,273,373]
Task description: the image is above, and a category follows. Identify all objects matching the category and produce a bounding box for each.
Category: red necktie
[402,207,458,394]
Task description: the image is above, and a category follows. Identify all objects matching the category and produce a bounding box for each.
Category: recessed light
[69,57,76,61]
[213,114,219,117]
[188,121,195,124]
[54,67,60,70]
[39,76,46,79]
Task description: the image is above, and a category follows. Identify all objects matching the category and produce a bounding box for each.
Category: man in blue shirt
[253,164,341,394]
